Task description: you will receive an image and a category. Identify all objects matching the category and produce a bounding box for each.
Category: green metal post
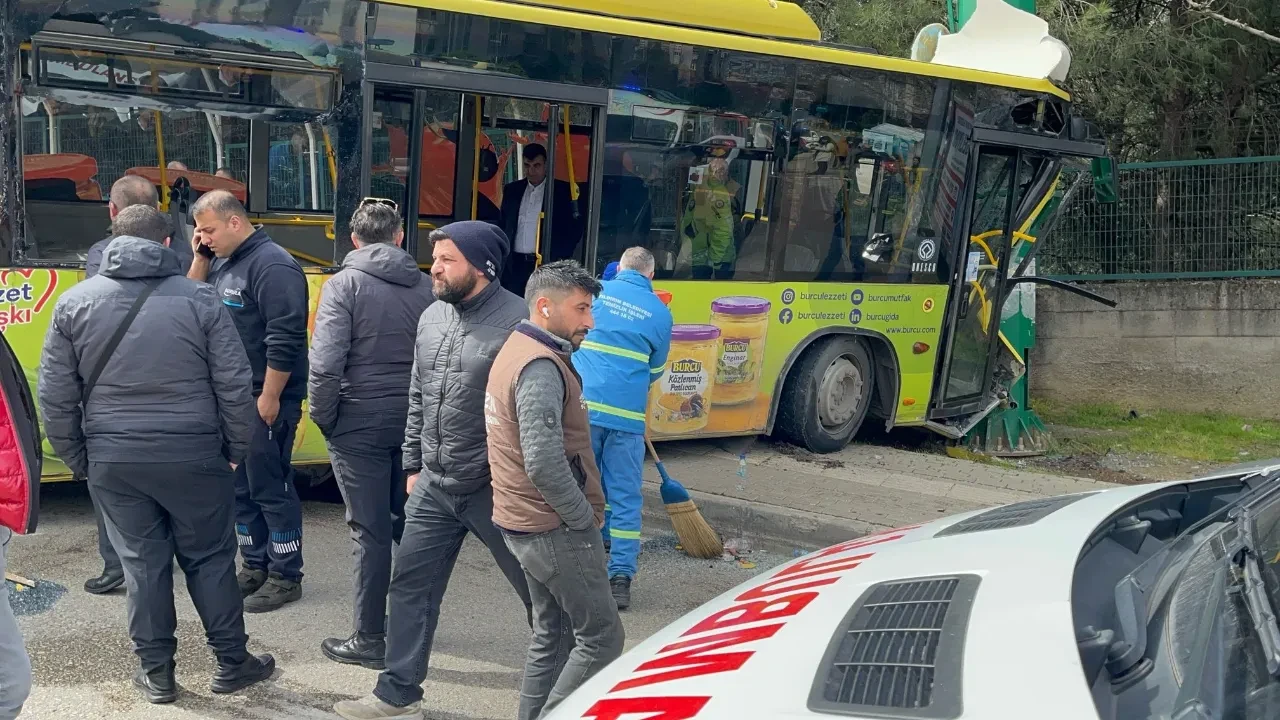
[958,0,1055,457]
[956,0,1036,28]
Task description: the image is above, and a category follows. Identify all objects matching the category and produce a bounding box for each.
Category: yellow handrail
[321,126,338,188]
[255,216,336,240]
[534,211,545,268]
[969,234,996,265]
[561,105,580,204]
[154,110,169,212]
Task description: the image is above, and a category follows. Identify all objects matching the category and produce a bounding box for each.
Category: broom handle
[644,437,661,464]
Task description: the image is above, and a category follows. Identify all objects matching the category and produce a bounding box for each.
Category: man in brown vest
[485,260,623,720]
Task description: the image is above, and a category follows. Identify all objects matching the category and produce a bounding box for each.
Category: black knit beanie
[437,220,509,281]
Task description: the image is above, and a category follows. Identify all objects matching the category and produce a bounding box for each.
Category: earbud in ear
[541,307,550,318]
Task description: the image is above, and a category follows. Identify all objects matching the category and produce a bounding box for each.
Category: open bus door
[926,130,1113,439]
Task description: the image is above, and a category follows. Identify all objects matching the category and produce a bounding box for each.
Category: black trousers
[89,458,249,673]
[235,401,305,581]
[373,481,533,707]
[93,498,121,573]
[502,252,538,298]
[328,424,408,635]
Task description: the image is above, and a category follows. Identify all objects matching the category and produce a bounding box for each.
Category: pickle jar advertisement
[646,281,949,438]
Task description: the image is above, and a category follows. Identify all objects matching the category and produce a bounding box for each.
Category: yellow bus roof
[507,0,820,42]
[384,0,1070,100]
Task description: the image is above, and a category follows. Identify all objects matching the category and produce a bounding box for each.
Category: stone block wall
[1032,279,1280,418]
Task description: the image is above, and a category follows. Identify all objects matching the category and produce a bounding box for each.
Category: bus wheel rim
[818,355,863,429]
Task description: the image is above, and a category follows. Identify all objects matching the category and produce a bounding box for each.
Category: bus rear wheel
[776,336,874,453]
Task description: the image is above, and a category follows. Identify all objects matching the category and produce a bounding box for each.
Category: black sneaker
[85,568,125,595]
[243,573,301,614]
[133,663,178,704]
[211,653,275,694]
[321,632,387,670]
[610,575,631,611]
[237,567,267,598]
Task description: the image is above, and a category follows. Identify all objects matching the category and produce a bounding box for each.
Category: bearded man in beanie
[335,221,534,720]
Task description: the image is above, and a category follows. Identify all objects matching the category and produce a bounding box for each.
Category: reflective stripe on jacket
[572,269,673,435]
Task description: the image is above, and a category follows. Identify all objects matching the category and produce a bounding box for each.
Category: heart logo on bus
[0,268,60,314]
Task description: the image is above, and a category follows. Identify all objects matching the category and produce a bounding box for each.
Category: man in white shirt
[499,143,582,296]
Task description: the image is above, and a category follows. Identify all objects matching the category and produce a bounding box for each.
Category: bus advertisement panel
[2,268,78,479]
[11,268,951,480]
[647,281,948,438]
[8,268,340,481]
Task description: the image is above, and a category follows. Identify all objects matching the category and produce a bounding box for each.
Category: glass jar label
[717,338,754,385]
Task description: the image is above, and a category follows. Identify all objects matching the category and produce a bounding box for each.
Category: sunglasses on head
[359,196,399,212]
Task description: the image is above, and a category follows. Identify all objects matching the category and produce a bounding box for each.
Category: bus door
[363,63,607,277]
[929,145,1021,426]
[927,133,1111,437]
[474,96,599,294]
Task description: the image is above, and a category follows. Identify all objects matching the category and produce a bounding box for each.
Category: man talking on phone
[189,190,310,614]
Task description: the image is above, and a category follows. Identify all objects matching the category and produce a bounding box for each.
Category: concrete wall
[1032,279,1280,419]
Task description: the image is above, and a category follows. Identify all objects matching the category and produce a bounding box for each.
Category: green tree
[832,0,943,55]
[836,0,1280,160]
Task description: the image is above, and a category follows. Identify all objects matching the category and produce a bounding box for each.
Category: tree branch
[1186,0,1280,45]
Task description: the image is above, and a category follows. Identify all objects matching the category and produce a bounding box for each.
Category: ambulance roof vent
[934,492,1098,538]
[808,575,978,718]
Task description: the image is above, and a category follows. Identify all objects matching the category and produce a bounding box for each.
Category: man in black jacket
[499,143,582,297]
[86,176,194,281]
[310,199,434,668]
[189,190,310,614]
[81,175,160,595]
[333,221,532,720]
[39,204,275,703]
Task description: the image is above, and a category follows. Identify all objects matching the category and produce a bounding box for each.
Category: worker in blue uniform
[572,247,672,610]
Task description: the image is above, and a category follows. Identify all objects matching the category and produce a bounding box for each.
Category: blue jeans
[0,528,31,720]
[590,426,644,579]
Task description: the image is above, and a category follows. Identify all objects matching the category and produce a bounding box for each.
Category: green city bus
[0,0,1106,482]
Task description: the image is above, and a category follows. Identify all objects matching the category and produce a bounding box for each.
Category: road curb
[640,483,879,555]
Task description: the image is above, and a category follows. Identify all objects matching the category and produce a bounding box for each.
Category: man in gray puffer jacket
[334,221,533,720]
[310,199,434,669]
[38,205,275,703]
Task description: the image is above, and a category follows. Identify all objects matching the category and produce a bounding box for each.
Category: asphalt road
[6,483,785,719]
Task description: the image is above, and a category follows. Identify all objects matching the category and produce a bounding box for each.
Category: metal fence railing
[1040,156,1280,280]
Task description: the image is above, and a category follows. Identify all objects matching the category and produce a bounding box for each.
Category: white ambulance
[546,461,1280,720]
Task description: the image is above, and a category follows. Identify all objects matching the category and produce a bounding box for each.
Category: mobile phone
[197,241,215,259]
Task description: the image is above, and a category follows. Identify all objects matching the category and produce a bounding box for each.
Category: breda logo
[917,238,937,262]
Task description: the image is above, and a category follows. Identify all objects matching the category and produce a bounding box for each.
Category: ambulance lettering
[582,525,921,719]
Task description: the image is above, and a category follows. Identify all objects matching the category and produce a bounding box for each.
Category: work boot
[237,567,267,598]
[322,632,387,669]
[210,653,276,694]
[133,663,178,704]
[243,573,301,614]
[610,575,632,611]
[84,567,125,595]
[333,695,424,719]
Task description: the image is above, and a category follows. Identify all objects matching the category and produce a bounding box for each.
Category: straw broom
[645,437,723,559]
